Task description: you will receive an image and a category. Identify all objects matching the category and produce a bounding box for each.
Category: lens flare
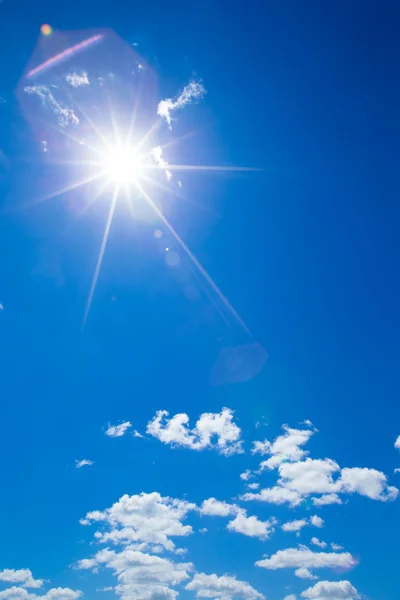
[40,24,52,36]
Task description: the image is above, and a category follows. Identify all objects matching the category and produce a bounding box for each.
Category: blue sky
[0,1,400,600]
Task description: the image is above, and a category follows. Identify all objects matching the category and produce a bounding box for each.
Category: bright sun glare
[103,145,143,184]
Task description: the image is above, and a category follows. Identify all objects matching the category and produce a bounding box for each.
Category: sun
[102,144,143,185]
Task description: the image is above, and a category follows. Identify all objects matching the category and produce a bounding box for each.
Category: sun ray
[23,171,105,210]
[82,185,119,328]
[135,181,250,334]
[142,164,261,173]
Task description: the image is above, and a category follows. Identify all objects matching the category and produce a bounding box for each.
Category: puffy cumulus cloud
[281,519,308,533]
[147,408,243,456]
[255,425,314,469]
[256,547,355,571]
[186,572,264,600]
[310,516,324,528]
[242,485,302,507]
[277,459,340,496]
[227,511,276,540]
[301,580,360,600]
[310,538,327,549]
[283,596,297,600]
[247,483,260,490]
[24,86,79,128]
[339,467,398,501]
[80,492,195,552]
[0,570,42,589]
[312,494,342,507]
[0,589,81,600]
[200,498,237,517]
[105,422,132,438]
[65,72,89,87]
[395,436,400,450]
[77,548,192,600]
[295,568,318,580]
[157,80,206,127]
[75,459,94,468]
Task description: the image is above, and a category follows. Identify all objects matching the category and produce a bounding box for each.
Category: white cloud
[80,492,195,552]
[0,571,42,589]
[0,589,81,600]
[301,580,360,600]
[146,408,243,456]
[256,547,355,571]
[227,511,275,540]
[281,519,308,533]
[66,72,89,87]
[241,486,302,507]
[312,494,342,506]
[394,468,400,474]
[77,548,192,600]
[310,516,324,528]
[157,81,206,127]
[151,147,172,181]
[75,459,94,468]
[311,538,327,549]
[240,470,252,481]
[105,422,132,438]
[283,596,297,600]
[339,467,398,501]
[247,483,260,490]
[331,543,344,551]
[395,436,400,450]
[295,568,318,580]
[133,430,144,438]
[186,573,264,600]
[302,420,314,428]
[256,425,314,468]
[200,498,236,517]
[24,86,79,128]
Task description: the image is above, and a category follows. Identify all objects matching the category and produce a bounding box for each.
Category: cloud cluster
[242,425,398,506]
[0,589,81,600]
[77,548,192,600]
[147,408,243,456]
[186,573,264,600]
[80,492,195,552]
[65,72,89,87]
[281,515,323,533]
[157,81,206,127]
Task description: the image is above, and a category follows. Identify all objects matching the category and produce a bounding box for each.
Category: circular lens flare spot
[41,24,53,36]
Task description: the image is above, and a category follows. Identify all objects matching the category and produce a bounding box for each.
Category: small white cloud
[301,580,360,600]
[157,80,206,127]
[240,469,252,481]
[247,482,260,490]
[227,510,275,540]
[331,543,344,551]
[302,420,314,428]
[66,72,89,87]
[75,459,94,468]
[199,528,208,534]
[105,421,132,438]
[294,568,318,580]
[310,515,324,528]
[281,519,308,533]
[133,430,144,438]
[394,468,400,474]
[200,498,236,517]
[151,146,172,180]
[311,538,327,549]
[241,486,302,507]
[395,436,400,450]
[283,596,297,600]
